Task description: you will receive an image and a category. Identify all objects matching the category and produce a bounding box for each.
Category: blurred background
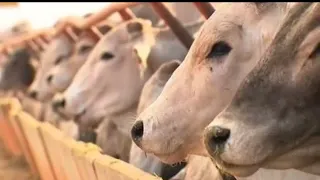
[0,2,111,30]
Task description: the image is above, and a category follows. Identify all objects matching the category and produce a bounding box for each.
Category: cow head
[28,23,113,102]
[0,48,36,92]
[52,18,155,128]
[28,33,74,101]
[133,59,186,178]
[43,34,96,92]
[131,3,291,164]
[204,3,320,177]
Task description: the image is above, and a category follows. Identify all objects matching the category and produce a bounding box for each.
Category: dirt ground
[0,142,38,180]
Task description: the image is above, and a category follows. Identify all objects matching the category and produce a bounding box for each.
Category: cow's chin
[152,148,188,165]
[208,145,320,178]
[209,155,261,177]
[262,136,320,171]
[75,113,104,130]
[207,137,320,177]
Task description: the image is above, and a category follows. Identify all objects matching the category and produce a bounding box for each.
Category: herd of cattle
[0,2,319,180]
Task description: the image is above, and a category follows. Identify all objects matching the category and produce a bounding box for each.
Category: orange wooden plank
[0,98,11,142]
[0,106,6,142]
[93,153,162,180]
[0,99,23,157]
[71,142,89,180]
[17,112,56,180]
[11,112,38,175]
[58,137,83,180]
[39,123,68,180]
[72,142,101,180]
[0,2,19,7]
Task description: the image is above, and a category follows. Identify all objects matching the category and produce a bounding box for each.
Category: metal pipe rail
[54,2,214,49]
[53,2,139,41]
[194,2,215,19]
[55,2,138,31]
[0,28,54,55]
[0,2,215,54]
[0,2,139,55]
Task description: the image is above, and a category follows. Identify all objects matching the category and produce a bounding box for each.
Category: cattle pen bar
[0,28,54,55]
[0,2,215,54]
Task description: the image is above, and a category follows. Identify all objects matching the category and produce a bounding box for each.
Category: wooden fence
[0,97,162,180]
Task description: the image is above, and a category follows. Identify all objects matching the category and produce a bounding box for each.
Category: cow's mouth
[208,154,260,177]
[53,107,71,121]
[153,152,188,165]
[206,134,320,177]
[150,145,187,164]
[216,166,237,180]
[74,111,103,130]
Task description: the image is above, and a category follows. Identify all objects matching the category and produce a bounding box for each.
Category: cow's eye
[100,52,114,61]
[78,45,93,54]
[207,41,232,58]
[54,55,66,65]
[309,43,320,59]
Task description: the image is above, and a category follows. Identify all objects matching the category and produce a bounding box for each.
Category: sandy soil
[0,142,39,180]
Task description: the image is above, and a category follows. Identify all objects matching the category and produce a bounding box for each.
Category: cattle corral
[0,2,320,180]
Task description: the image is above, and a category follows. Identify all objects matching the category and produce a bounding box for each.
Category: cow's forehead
[43,37,72,62]
[202,3,260,34]
[189,6,250,60]
[91,20,148,56]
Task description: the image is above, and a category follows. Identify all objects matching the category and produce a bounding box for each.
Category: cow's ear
[129,20,154,69]
[159,59,181,75]
[157,59,181,82]
[97,24,113,35]
[133,41,151,70]
[126,20,152,39]
[126,21,144,40]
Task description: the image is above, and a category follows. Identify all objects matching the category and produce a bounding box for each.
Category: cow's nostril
[52,98,66,110]
[46,75,53,84]
[206,126,230,152]
[28,90,38,99]
[131,121,144,144]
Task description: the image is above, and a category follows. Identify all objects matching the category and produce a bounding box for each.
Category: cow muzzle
[51,94,67,115]
[204,126,230,157]
[131,120,144,147]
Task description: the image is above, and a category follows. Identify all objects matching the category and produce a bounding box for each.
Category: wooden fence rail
[0,97,162,180]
